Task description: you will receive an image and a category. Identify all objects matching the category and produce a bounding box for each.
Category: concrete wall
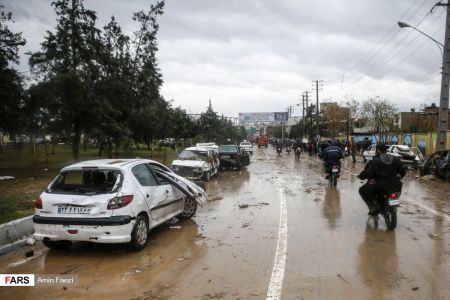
[335,131,450,155]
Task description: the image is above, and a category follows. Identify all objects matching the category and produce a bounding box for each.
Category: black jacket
[359,153,406,189]
[322,145,344,162]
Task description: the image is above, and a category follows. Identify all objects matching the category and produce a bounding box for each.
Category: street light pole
[438,3,450,151]
[398,9,449,150]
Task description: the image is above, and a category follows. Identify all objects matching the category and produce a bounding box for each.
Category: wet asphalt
[0,146,449,300]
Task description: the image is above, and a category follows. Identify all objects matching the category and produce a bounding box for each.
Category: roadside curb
[0,236,33,256]
[0,215,34,248]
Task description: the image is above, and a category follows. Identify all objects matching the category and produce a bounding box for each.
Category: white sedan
[362,144,377,163]
[33,159,207,251]
[239,141,253,154]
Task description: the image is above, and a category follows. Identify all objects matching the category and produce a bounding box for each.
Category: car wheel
[179,197,197,219]
[42,239,72,249]
[129,214,149,251]
[236,162,242,171]
[445,169,450,182]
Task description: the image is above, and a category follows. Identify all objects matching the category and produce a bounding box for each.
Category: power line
[352,8,437,82]
[365,10,445,78]
[347,0,432,81]
[346,0,421,75]
[376,23,445,78]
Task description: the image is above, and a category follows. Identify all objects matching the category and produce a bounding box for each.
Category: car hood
[172,160,206,168]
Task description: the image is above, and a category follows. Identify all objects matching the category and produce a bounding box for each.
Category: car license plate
[58,206,91,214]
[388,200,400,206]
[332,168,339,173]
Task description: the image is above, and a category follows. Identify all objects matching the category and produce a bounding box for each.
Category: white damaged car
[33,159,207,251]
[171,146,219,181]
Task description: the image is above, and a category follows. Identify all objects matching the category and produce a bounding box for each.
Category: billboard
[239,112,289,123]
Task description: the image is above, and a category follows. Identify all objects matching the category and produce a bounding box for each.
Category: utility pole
[437,2,450,151]
[312,80,323,140]
[302,94,306,138]
[304,91,310,139]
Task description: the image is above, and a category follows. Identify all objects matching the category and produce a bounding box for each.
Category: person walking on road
[351,137,357,163]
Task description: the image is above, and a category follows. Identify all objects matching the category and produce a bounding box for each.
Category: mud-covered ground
[1,147,449,300]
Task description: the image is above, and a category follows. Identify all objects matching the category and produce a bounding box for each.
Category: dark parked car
[419,149,450,181]
[218,145,250,170]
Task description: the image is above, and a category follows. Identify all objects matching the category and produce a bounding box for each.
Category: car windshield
[219,145,238,153]
[48,169,123,194]
[178,150,208,161]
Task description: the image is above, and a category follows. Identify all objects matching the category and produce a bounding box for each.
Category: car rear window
[219,145,238,153]
[48,169,123,194]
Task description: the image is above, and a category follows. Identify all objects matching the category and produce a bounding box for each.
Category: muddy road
[1,147,450,300]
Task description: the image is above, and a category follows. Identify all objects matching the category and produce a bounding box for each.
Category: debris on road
[177,257,189,261]
[239,202,269,209]
[25,250,34,258]
[26,238,36,246]
[336,274,350,284]
[412,287,420,291]
[204,292,226,299]
[208,196,223,202]
[241,222,250,228]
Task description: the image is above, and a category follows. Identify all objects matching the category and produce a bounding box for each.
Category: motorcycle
[328,163,339,187]
[371,191,400,230]
[295,147,301,160]
[276,145,282,156]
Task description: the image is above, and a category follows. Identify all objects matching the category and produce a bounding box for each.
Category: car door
[131,163,171,225]
[149,164,184,221]
[427,152,439,175]
[435,151,448,176]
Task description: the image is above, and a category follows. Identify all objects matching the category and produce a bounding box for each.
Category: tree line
[0,0,246,160]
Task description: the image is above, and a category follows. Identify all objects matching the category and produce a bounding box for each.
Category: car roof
[184,146,209,152]
[61,159,158,171]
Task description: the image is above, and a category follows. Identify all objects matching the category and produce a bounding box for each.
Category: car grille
[174,166,200,178]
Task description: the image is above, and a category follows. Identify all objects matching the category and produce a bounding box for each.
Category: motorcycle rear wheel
[383,207,397,230]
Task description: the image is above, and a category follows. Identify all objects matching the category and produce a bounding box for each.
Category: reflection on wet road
[0,147,449,300]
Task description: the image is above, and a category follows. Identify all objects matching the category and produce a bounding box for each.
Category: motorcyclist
[276,139,283,154]
[322,141,344,179]
[358,143,406,215]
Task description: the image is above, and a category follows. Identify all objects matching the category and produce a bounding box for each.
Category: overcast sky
[4,0,446,117]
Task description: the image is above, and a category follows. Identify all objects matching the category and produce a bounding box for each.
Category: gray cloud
[3,0,446,116]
